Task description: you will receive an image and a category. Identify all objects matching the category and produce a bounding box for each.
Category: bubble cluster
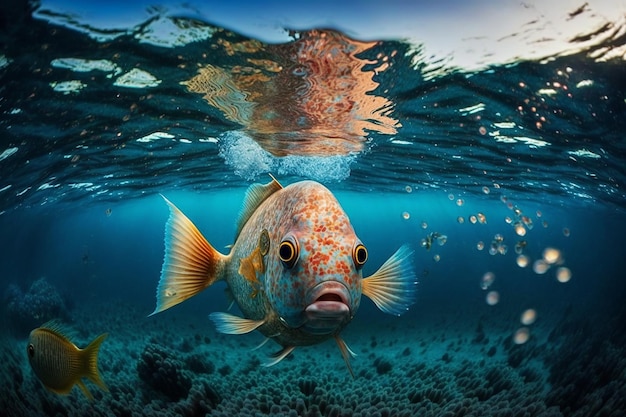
[489,234,507,256]
[420,232,447,251]
[528,247,572,282]
[514,240,527,254]
[500,196,538,238]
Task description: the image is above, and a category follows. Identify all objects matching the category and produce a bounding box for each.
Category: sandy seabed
[1,297,625,417]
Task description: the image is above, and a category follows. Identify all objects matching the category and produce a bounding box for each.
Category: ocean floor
[1,294,625,417]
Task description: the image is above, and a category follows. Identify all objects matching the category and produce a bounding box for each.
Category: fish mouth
[304,282,351,334]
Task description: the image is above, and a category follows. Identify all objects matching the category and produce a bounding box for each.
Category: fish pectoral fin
[81,333,109,394]
[150,196,227,316]
[263,346,296,367]
[335,335,356,379]
[361,245,418,316]
[209,312,265,334]
[251,337,271,351]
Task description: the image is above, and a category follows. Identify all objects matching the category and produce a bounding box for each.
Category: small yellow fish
[27,323,108,400]
[150,176,417,376]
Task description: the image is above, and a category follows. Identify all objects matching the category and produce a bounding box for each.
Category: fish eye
[27,344,35,358]
[353,243,368,268]
[279,236,299,268]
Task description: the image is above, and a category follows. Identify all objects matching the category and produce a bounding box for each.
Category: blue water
[1,1,626,416]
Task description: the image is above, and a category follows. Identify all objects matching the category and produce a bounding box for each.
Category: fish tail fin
[361,245,418,316]
[150,196,228,316]
[81,333,108,398]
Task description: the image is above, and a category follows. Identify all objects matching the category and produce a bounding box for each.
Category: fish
[150,176,417,376]
[27,322,108,400]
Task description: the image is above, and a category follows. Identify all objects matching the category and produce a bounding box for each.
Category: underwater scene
[1,0,626,416]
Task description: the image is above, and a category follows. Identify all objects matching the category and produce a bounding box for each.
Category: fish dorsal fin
[38,321,77,347]
[235,175,283,238]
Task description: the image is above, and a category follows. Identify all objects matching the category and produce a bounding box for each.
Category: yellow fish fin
[262,345,296,367]
[150,196,228,316]
[335,335,356,379]
[361,245,417,316]
[76,380,94,401]
[80,333,108,397]
[208,312,265,334]
[235,175,283,238]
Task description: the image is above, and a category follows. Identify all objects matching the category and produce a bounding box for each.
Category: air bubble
[516,255,530,268]
[486,291,500,306]
[542,247,561,264]
[520,309,537,325]
[481,272,495,290]
[533,260,550,274]
[556,267,572,283]
[513,327,530,344]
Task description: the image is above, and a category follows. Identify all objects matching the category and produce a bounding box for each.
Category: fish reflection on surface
[183,30,400,156]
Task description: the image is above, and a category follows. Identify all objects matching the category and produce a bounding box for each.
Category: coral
[185,353,215,374]
[3,277,68,334]
[298,379,318,396]
[373,357,393,375]
[137,343,192,401]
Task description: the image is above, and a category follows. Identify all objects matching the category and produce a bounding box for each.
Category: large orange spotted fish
[150,176,417,375]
